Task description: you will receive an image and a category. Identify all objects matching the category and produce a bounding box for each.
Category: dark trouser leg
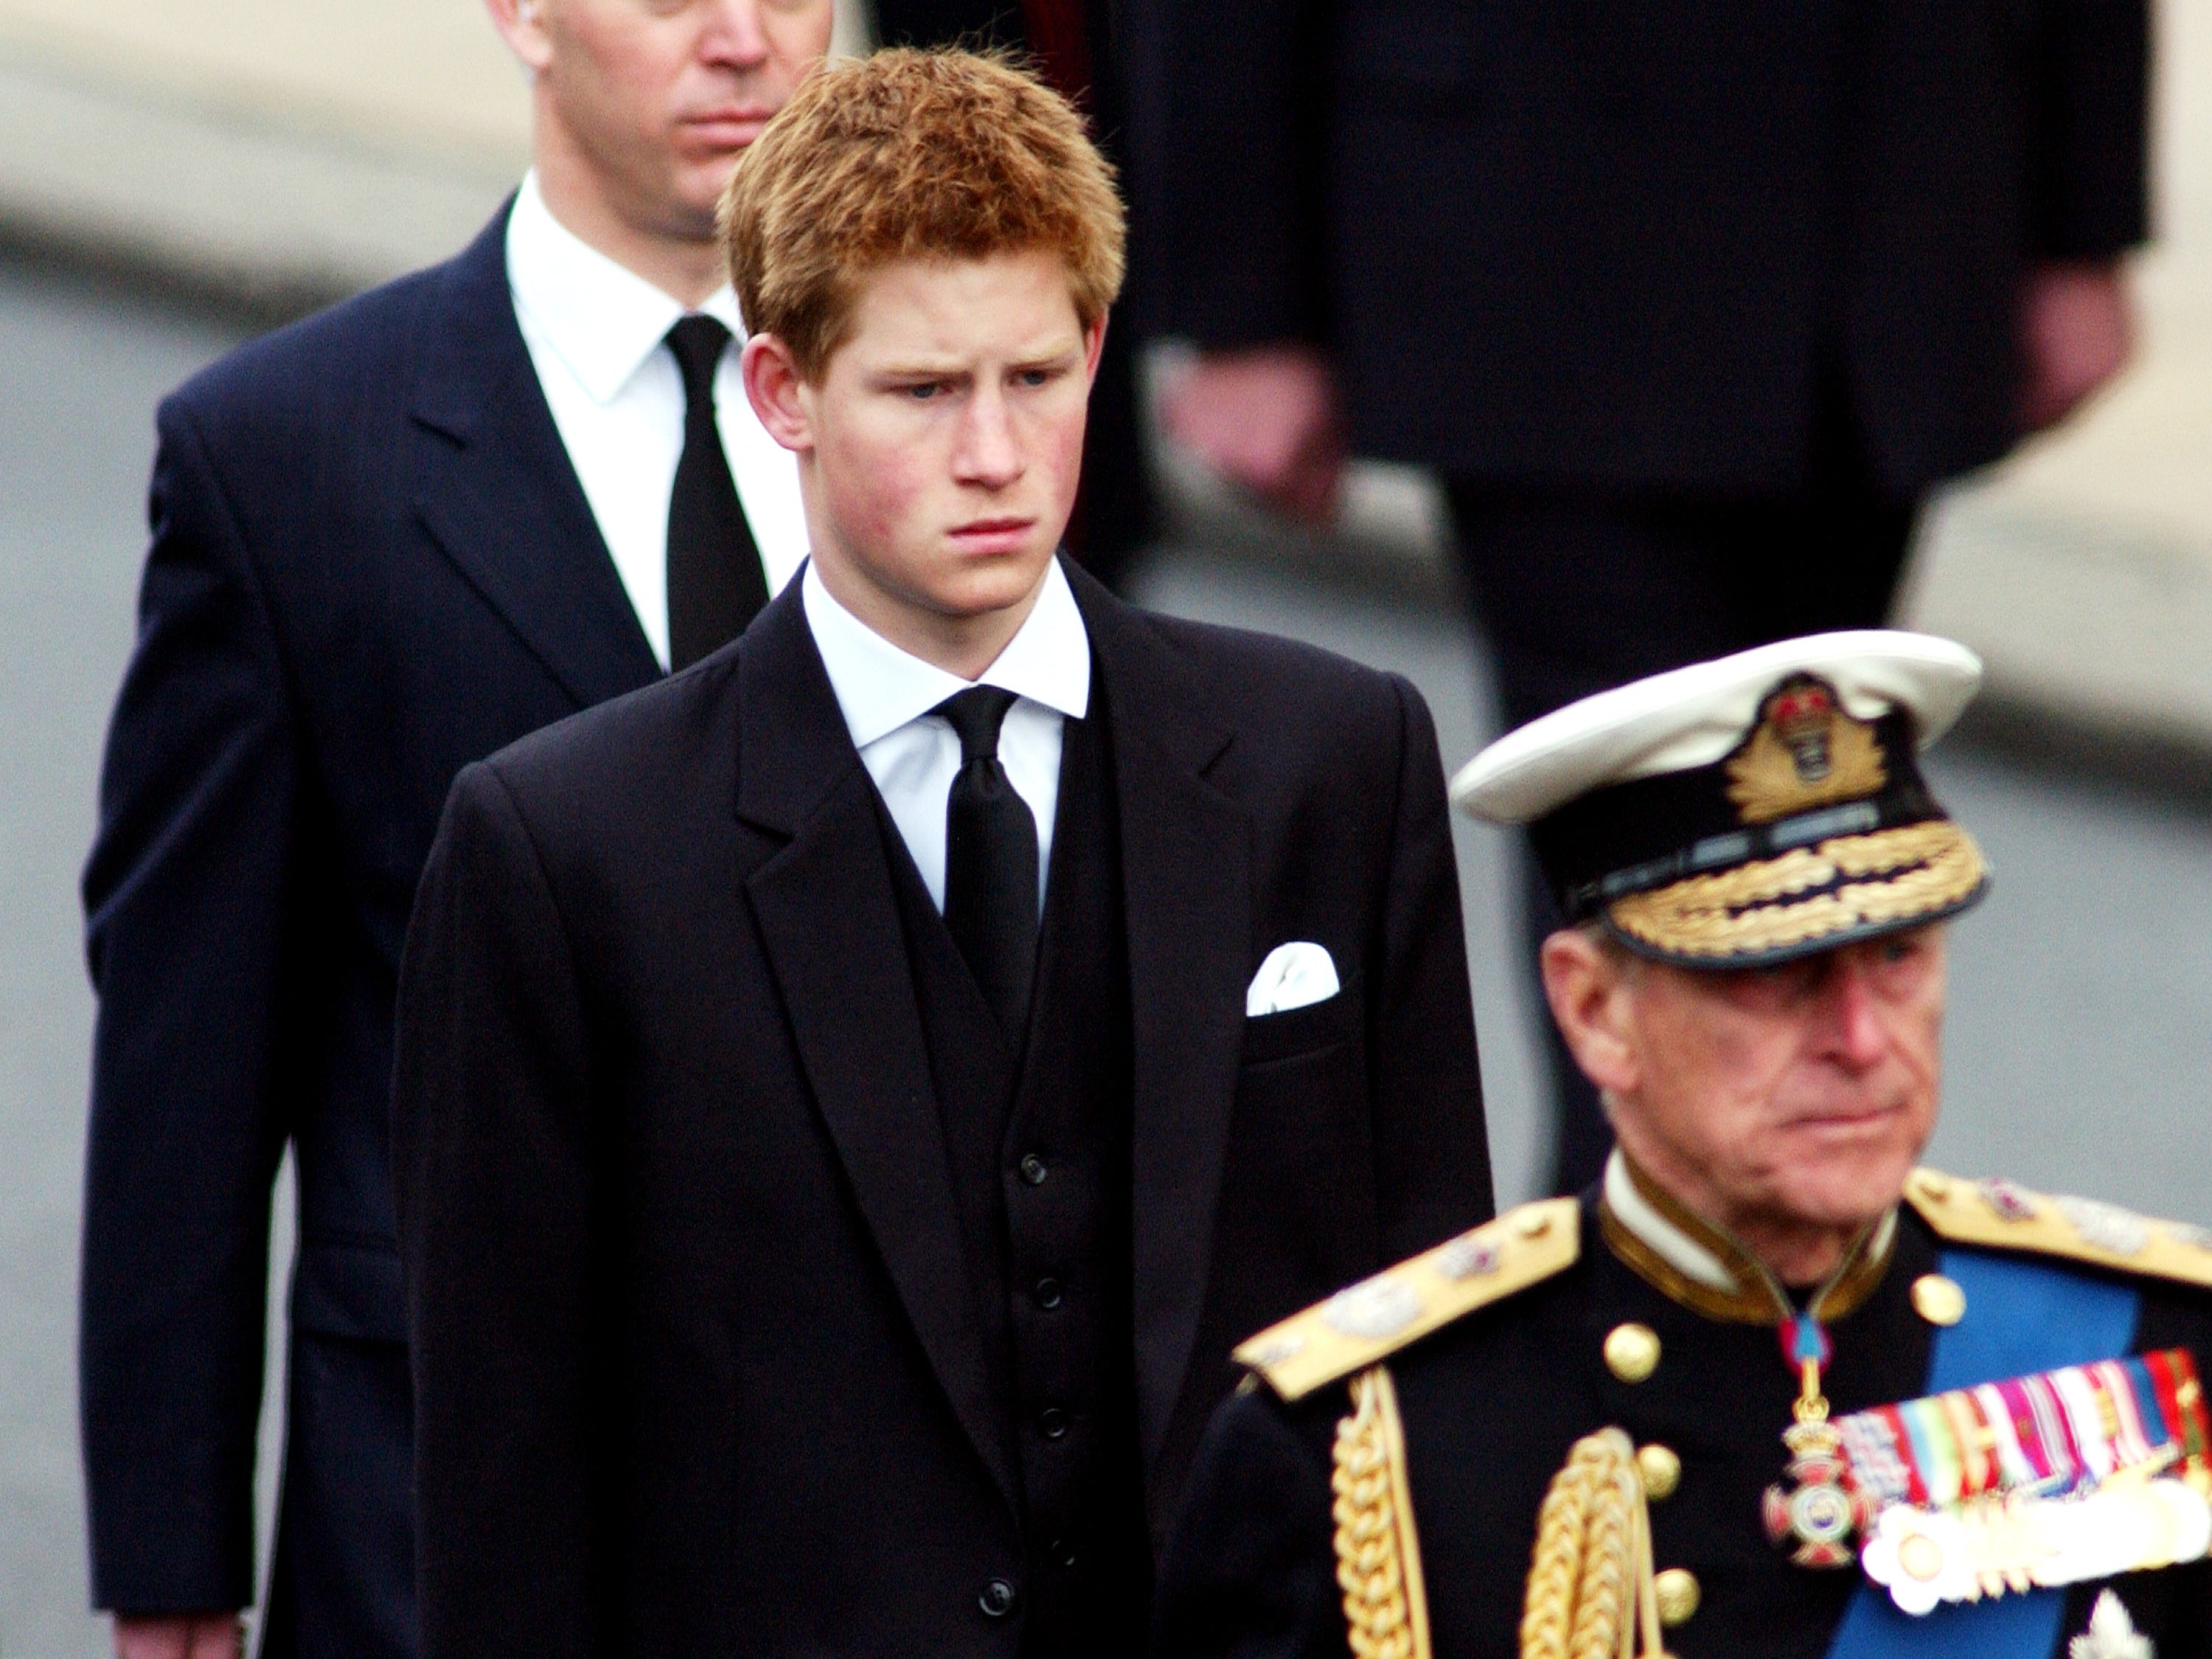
[257,1334,417,1659]
[1446,479,1919,1195]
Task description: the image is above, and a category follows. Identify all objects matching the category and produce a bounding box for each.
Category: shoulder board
[1234,1198,1581,1402]
[1905,1167,2212,1291]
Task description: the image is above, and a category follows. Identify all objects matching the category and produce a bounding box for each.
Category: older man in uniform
[1155,632,2212,1659]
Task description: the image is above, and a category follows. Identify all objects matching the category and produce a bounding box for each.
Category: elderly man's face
[1544,925,1947,1274]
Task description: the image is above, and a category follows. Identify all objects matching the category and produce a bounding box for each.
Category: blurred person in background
[77,1,833,1655]
[870,0,1157,589]
[1130,0,2146,1194]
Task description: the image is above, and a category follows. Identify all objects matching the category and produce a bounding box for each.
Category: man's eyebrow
[870,359,971,379]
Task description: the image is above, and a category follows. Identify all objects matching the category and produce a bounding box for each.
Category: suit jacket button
[1039,1406,1071,1439]
[979,1577,1019,1618]
[1018,1154,1049,1186]
[1034,1276,1065,1310]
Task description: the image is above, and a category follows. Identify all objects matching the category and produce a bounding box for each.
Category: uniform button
[1018,1154,1048,1186]
[1049,1537,1078,1569]
[1636,1443,1681,1502]
[978,1577,1018,1618]
[1034,1276,1065,1310]
[1654,1567,1700,1627]
[1603,1322,1661,1383]
[1039,1406,1071,1439]
[1910,1273,1967,1326]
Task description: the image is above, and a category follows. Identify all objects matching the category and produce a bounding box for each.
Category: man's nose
[1819,959,1893,1068]
[953,387,1024,487]
[699,0,772,66]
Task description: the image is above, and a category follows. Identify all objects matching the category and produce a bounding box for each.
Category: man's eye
[1018,369,1051,387]
[905,383,942,400]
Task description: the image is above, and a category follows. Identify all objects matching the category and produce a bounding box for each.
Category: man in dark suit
[1127,0,2147,1192]
[392,49,1491,1655]
[870,0,1155,588]
[77,4,835,1655]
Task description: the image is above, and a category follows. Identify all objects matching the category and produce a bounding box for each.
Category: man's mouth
[947,517,1037,552]
[681,107,780,146]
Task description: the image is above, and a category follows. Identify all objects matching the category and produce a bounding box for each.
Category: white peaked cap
[1450,630,1983,826]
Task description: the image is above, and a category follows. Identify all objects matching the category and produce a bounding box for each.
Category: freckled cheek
[1034,401,1092,499]
[824,426,934,543]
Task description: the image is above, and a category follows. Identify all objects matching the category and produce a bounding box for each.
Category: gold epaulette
[1906,1167,2212,1291]
[1235,1198,1581,1402]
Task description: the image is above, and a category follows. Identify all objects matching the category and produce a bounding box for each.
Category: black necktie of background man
[935,686,1041,1043]
[664,315,769,669]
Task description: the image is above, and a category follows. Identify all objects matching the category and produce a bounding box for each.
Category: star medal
[1763,1315,1875,1567]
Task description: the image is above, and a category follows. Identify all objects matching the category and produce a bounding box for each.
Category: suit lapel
[406,206,662,710]
[1071,566,1251,1474]
[734,588,1018,1511]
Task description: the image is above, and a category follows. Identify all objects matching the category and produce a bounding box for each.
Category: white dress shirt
[507,171,810,669]
[803,559,1092,915]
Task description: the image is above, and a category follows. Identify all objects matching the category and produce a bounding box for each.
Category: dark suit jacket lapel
[734,586,1018,1511]
[406,204,662,709]
[1070,565,1251,1475]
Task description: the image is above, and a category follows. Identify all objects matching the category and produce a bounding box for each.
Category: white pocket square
[1245,942,1341,1017]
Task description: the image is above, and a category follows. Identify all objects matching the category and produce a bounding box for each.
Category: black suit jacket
[391,563,1494,1655]
[79,206,662,1617]
[1128,0,2148,495]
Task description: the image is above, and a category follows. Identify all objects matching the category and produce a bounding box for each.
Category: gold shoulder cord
[1520,1429,1666,1659]
[1331,1366,1431,1659]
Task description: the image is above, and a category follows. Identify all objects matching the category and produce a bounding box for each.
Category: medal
[1832,1349,2212,1613]
[1762,1314,1877,1565]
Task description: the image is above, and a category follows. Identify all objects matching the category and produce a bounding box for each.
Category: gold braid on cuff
[1332,1366,1432,1659]
[1604,820,1986,961]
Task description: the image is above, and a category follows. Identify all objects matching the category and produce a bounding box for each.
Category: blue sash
[1823,1248,2140,1659]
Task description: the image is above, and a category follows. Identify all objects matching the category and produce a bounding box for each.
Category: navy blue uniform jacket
[79,207,662,1639]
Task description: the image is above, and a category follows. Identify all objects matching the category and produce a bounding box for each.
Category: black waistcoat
[880,690,1150,1656]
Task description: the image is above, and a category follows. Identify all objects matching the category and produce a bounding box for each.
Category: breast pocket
[1240,982,1363,1070]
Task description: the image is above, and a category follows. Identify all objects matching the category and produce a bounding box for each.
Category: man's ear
[1540,928,1641,1099]
[1081,310,1108,385]
[483,0,555,70]
[743,334,814,454]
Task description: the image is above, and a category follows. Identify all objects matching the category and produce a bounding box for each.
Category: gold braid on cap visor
[1602,820,1986,962]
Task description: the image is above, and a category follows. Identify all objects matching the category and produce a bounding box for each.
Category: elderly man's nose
[1819,960,1893,1066]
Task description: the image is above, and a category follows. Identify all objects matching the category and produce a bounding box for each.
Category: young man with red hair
[393,49,1492,1655]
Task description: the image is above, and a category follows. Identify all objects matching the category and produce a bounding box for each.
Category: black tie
[664,315,769,669]
[936,687,1040,1042]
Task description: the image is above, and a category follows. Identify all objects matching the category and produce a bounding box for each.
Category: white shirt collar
[802,557,1092,751]
[505,170,745,406]
[1602,1150,1739,1292]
